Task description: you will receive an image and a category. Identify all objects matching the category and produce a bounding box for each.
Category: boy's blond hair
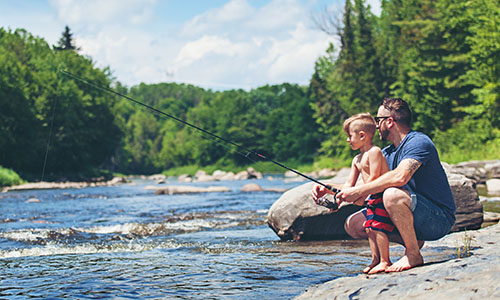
[343,113,377,138]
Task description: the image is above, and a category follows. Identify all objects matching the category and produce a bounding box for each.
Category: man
[314,97,456,272]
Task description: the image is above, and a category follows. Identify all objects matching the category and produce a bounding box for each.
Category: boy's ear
[359,130,366,140]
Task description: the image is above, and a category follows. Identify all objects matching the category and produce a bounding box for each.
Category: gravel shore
[294,221,500,299]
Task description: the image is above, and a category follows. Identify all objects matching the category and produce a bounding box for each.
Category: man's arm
[337,158,422,202]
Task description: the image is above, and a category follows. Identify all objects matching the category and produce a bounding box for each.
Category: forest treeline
[1,0,499,183]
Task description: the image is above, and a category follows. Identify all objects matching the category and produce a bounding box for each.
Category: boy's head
[343,113,377,145]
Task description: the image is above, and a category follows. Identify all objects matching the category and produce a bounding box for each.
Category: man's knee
[383,187,410,210]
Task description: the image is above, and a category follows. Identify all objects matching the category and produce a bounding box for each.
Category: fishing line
[41,94,59,182]
[59,69,337,193]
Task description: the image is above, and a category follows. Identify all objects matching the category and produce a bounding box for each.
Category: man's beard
[379,127,389,141]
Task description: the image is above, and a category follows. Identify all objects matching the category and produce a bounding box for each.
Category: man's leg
[383,187,423,272]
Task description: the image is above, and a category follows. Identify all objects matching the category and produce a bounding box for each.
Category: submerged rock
[154,185,231,195]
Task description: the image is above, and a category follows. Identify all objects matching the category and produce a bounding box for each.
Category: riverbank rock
[2,177,129,192]
[240,183,288,193]
[294,221,500,300]
[186,168,264,182]
[447,173,483,231]
[450,159,500,184]
[154,185,231,195]
[486,178,500,195]
[267,170,483,241]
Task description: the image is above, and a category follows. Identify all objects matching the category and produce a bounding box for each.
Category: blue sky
[0,0,380,90]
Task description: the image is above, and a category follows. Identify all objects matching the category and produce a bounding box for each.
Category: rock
[448,174,484,231]
[266,181,363,241]
[483,212,500,223]
[178,174,193,183]
[25,198,41,203]
[294,222,500,300]
[154,185,231,195]
[486,178,500,195]
[107,177,128,185]
[267,172,483,241]
[450,160,500,184]
[317,168,336,179]
[246,167,263,179]
[241,183,263,192]
[234,168,261,180]
[485,160,500,178]
[148,174,166,181]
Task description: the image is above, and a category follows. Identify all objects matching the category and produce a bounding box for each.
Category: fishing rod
[59,70,340,207]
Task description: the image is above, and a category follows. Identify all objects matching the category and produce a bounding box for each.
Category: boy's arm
[343,155,360,189]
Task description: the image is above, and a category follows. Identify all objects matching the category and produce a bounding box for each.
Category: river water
[0,177,455,299]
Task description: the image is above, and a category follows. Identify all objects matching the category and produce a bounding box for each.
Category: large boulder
[266,181,362,241]
[448,173,483,231]
[267,172,483,241]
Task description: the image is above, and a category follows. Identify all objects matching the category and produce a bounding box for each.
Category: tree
[54,25,79,51]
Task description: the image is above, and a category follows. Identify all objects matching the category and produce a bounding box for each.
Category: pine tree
[54,25,79,51]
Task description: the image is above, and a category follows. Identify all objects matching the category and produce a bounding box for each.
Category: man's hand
[336,186,363,204]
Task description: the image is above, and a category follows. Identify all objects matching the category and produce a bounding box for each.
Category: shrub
[0,166,24,187]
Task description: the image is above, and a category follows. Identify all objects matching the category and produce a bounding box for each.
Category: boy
[314,113,393,274]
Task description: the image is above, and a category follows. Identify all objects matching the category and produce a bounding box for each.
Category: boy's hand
[312,183,329,204]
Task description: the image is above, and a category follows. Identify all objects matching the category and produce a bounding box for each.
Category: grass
[0,166,25,187]
[455,229,474,259]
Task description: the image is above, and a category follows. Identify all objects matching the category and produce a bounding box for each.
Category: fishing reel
[315,185,339,211]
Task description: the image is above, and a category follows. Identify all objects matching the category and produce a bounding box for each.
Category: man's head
[343,113,376,149]
[376,97,412,141]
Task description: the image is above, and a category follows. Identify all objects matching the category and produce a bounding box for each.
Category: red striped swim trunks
[363,192,394,234]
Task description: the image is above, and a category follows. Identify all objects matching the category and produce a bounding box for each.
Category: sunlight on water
[0,178,456,299]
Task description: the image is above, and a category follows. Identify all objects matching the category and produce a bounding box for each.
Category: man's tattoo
[406,159,422,176]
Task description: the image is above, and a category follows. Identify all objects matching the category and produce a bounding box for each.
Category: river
[0,177,454,299]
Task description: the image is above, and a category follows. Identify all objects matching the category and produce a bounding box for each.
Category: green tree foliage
[0,28,121,179]
[2,0,499,179]
[313,0,500,164]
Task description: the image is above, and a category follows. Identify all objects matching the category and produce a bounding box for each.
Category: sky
[0,0,380,90]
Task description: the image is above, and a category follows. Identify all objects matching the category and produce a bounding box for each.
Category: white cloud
[46,0,339,89]
[175,35,250,69]
[172,0,335,89]
[181,0,254,37]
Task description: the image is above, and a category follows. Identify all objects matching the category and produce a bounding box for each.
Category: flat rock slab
[294,222,500,300]
[154,185,231,195]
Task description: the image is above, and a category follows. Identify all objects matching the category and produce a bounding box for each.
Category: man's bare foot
[368,261,392,274]
[385,254,423,272]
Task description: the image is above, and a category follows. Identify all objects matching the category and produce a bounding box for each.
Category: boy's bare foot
[363,261,379,274]
[385,253,423,272]
[368,261,391,274]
